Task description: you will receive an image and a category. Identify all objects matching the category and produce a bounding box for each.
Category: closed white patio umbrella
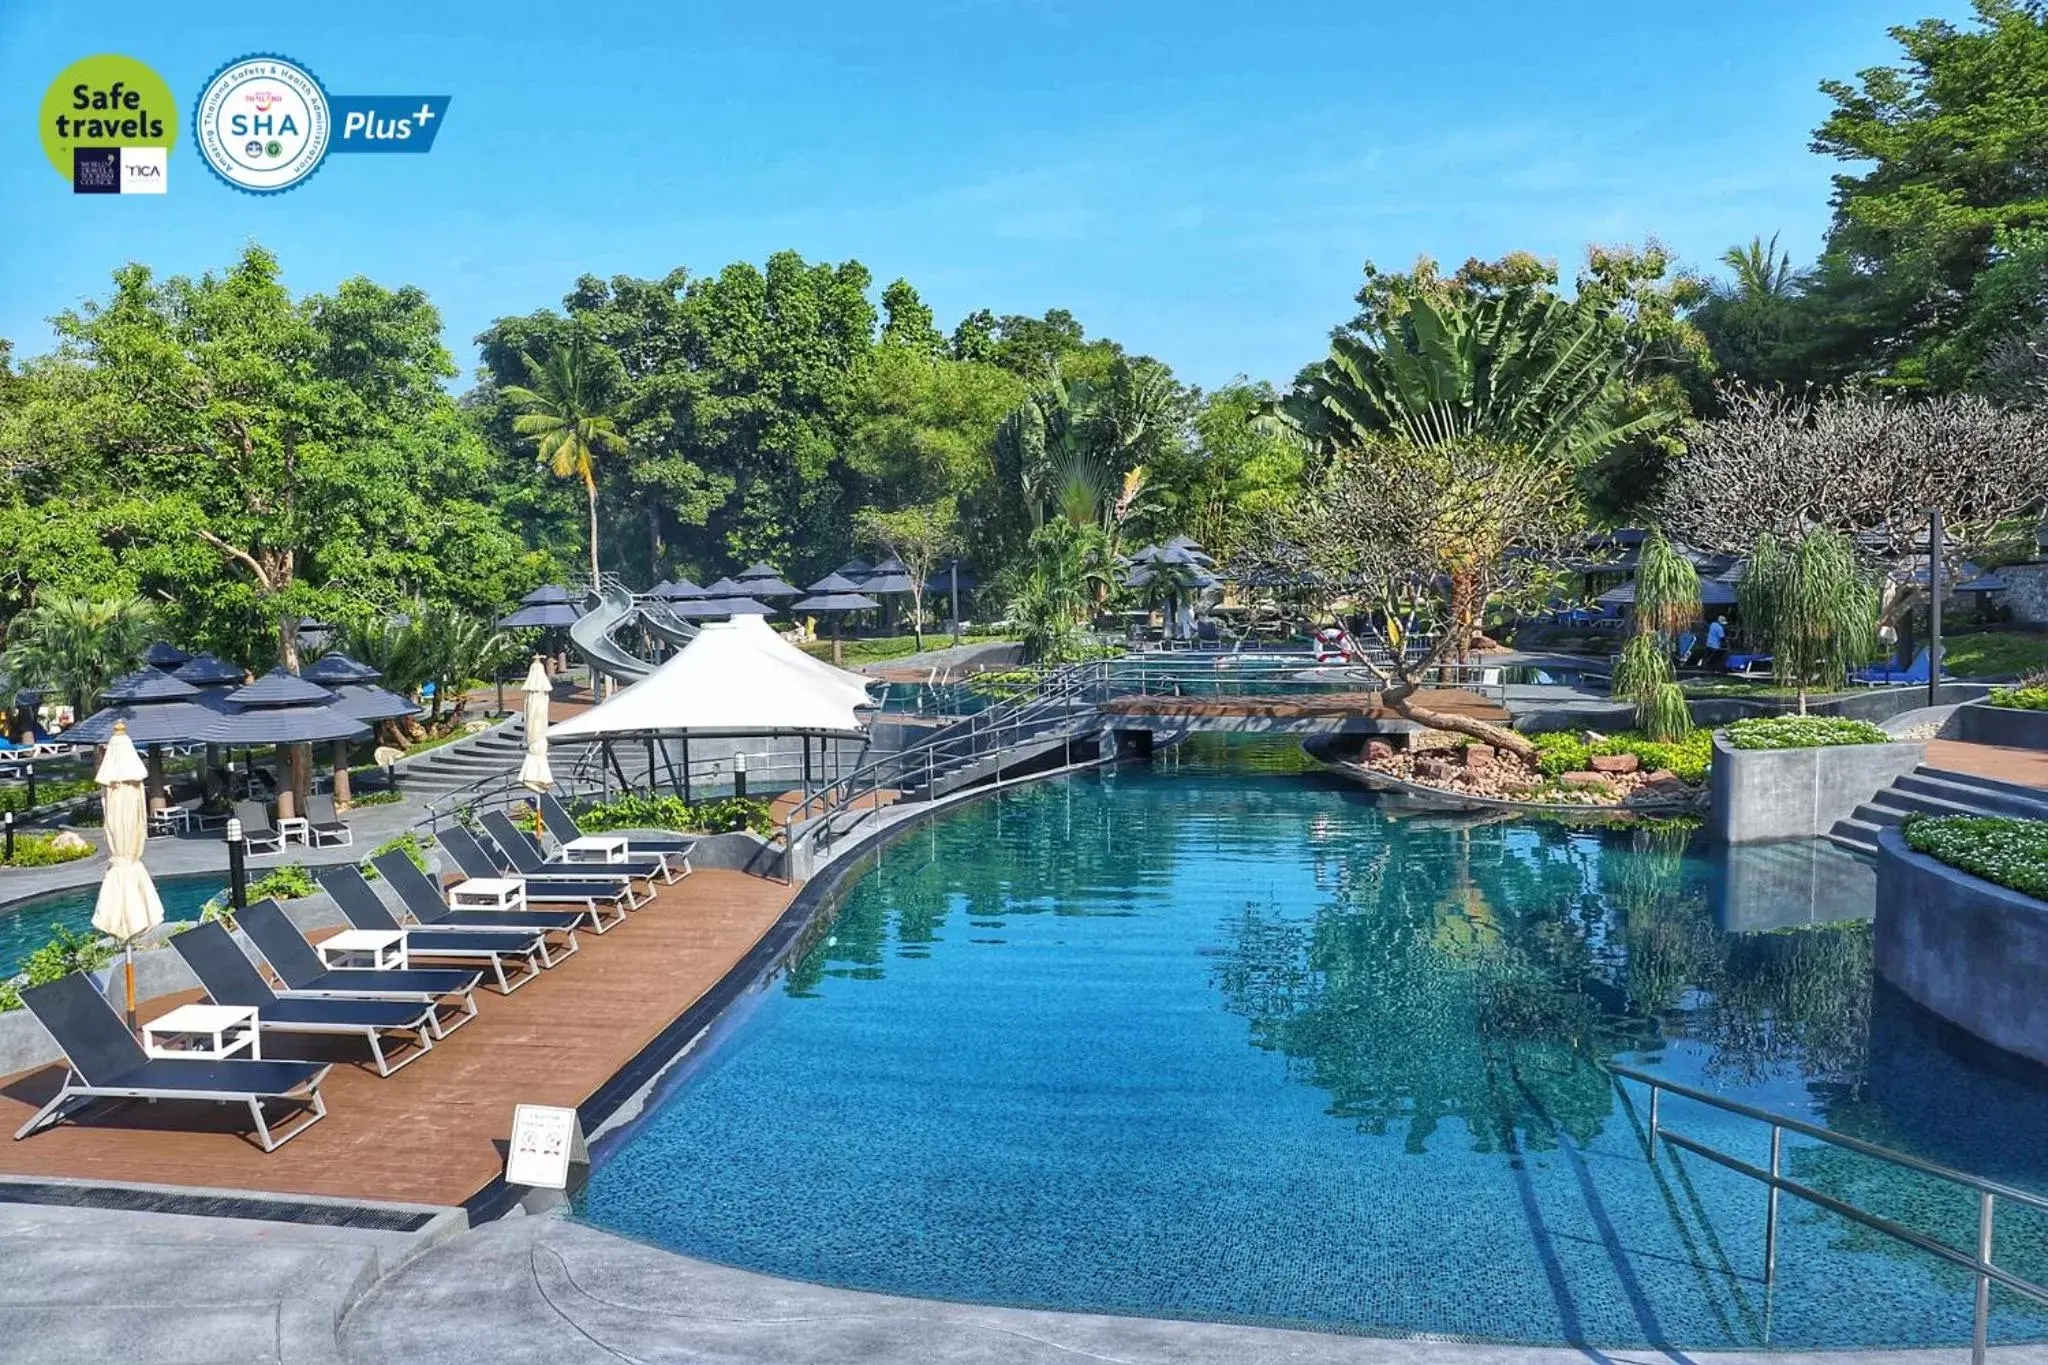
[517,657,555,838]
[93,723,163,1032]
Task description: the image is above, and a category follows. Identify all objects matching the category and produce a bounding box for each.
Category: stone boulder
[1560,771,1613,791]
[1589,753,1640,774]
[1365,739,1394,763]
[1463,744,1496,770]
[49,831,92,853]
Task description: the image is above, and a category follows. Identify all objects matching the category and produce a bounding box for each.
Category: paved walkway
[339,1214,2048,1365]
[1924,739,2048,790]
[0,867,795,1205]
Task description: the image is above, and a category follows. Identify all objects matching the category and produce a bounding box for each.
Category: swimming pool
[579,737,2048,1350]
[0,875,224,977]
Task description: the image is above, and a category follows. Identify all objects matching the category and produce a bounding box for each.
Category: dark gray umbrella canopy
[860,557,915,595]
[140,641,192,671]
[702,576,750,597]
[521,584,576,605]
[793,592,881,614]
[736,574,801,598]
[300,652,381,686]
[836,558,872,579]
[498,601,583,629]
[171,653,247,687]
[935,560,977,592]
[59,701,220,747]
[330,682,420,722]
[102,668,203,703]
[1597,578,1739,608]
[736,562,784,581]
[805,572,869,594]
[669,595,775,619]
[655,578,704,600]
[197,669,369,745]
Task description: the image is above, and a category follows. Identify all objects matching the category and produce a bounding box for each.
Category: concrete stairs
[1828,765,2048,855]
[385,716,530,802]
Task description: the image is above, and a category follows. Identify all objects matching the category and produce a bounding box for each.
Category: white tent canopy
[728,614,877,709]
[549,618,874,742]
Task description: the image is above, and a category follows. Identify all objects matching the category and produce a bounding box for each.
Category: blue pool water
[0,875,223,977]
[579,737,2048,1349]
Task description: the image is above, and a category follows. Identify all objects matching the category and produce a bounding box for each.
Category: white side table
[561,835,630,865]
[448,877,527,915]
[143,1003,260,1060]
[318,928,408,970]
[278,816,310,845]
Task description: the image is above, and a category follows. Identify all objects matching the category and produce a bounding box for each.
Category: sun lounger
[537,793,694,879]
[1851,646,1950,687]
[13,974,330,1152]
[372,847,607,941]
[448,822,650,908]
[233,800,285,855]
[170,924,437,1077]
[478,811,668,890]
[237,899,480,1039]
[302,793,353,848]
[319,865,548,993]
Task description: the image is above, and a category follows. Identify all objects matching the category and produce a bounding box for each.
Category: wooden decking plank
[0,867,796,1206]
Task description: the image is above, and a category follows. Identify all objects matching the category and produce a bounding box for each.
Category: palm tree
[1738,528,1879,713]
[500,335,626,585]
[1269,287,1676,469]
[1720,234,1800,302]
[2,592,160,718]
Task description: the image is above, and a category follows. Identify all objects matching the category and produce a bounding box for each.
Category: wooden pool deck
[0,867,796,1208]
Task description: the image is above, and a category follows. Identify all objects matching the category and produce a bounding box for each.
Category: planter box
[1957,701,2048,752]
[1876,828,2048,1069]
[1708,732,1924,844]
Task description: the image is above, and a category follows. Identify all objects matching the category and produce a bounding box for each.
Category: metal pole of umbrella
[681,736,692,805]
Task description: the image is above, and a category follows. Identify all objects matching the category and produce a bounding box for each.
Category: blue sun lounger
[170,923,438,1077]
[320,865,550,993]
[13,974,331,1152]
[237,899,481,1039]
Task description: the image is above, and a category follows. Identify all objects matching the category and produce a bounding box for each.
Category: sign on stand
[506,1104,587,1191]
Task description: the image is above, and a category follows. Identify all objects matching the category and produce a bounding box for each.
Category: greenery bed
[1528,730,1715,784]
[1903,814,2048,901]
[1989,686,2048,712]
[0,925,114,1013]
[0,779,99,816]
[1721,715,1891,750]
[0,833,94,868]
[1942,633,2048,681]
[573,794,776,836]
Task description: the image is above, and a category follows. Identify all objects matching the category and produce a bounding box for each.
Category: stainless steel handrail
[1612,1064,2048,1362]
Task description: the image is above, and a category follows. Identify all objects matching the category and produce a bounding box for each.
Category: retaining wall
[1956,701,2048,751]
[1708,732,1925,844]
[1875,828,2048,1069]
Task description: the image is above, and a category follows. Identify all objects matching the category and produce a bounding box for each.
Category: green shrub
[249,864,316,901]
[1723,715,1891,750]
[0,923,117,1012]
[0,832,96,868]
[1903,814,2048,900]
[0,778,99,816]
[366,831,431,875]
[1989,686,2048,712]
[574,794,775,836]
[349,790,403,807]
[1527,730,1713,783]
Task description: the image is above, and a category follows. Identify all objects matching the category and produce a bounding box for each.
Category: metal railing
[1613,1065,2048,1363]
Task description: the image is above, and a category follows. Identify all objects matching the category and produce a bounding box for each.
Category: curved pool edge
[462,751,1119,1225]
[349,1212,2048,1364]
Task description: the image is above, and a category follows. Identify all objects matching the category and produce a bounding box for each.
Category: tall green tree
[2,591,158,718]
[1738,529,1880,712]
[501,333,628,586]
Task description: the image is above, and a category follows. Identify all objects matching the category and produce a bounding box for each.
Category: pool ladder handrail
[1611,1063,2048,1363]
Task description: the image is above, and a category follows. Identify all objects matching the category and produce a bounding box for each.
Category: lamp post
[22,761,33,813]
[225,817,247,915]
[732,750,747,800]
[1929,507,1945,710]
[2,811,12,864]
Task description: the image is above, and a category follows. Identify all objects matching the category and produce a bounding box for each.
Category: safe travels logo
[38,54,177,194]
[37,52,450,196]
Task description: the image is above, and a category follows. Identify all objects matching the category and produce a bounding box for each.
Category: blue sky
[0,0,1977,391]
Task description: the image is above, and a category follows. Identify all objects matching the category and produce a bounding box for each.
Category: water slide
[638,602,699,650]
[570,581,655,683]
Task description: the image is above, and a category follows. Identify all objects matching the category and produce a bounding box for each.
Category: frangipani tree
[1248,435,1583,761]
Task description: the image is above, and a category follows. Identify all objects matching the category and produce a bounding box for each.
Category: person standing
[1704,615,1728,670]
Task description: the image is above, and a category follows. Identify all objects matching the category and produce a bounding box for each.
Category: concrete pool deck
[332,1212,2048,1365]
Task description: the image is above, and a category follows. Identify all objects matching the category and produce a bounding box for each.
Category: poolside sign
[506,1103,587,1191]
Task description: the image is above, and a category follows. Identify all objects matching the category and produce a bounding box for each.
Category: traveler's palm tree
[2,592,160,719]
[500,336,626,585]
[1270,286,1673,468]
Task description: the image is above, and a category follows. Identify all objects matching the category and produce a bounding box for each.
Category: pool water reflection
[579,736,2048,1349]
[0,876,223,977]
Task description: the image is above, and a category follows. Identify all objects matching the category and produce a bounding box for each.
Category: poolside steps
[1827,763,2048,855]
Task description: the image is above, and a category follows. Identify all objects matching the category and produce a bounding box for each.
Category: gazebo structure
[500,585,584,679]
[548,617,873,808]
[794,573,881,665]
[735,563,803,600]
[196,670,369,821]
[59,669,220,816]
[302,653,418,805]
[669,594,774,620]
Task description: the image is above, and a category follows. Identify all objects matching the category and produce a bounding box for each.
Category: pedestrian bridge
[1098,685,1510,735]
